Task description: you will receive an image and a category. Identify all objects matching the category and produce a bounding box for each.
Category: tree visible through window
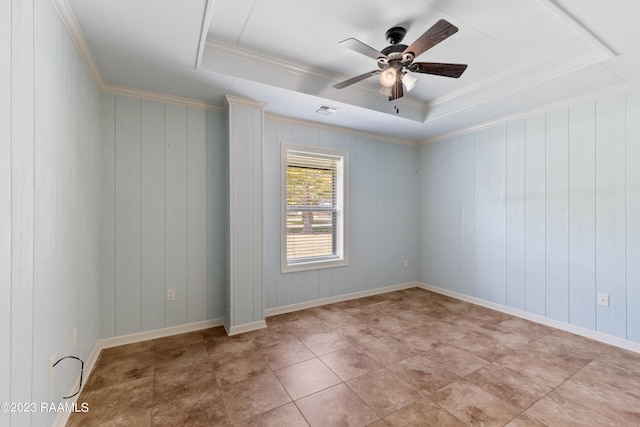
[282,145,348,272]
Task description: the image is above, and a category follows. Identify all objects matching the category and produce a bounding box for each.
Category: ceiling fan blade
[333,70,381,89]
[411,62,468,78]
[389,80,403,101]
[339,38,388,60]
[403,19,459,59]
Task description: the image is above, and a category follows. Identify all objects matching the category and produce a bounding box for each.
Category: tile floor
[67,288,640,426]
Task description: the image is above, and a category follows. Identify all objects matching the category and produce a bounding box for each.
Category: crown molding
[266,113,418,147]
[224,94,268,110]
[421,76,640,144]
[103,83,224,112]
[51,0,105,89]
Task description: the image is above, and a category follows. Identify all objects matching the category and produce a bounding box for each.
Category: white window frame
[281,143,348,273]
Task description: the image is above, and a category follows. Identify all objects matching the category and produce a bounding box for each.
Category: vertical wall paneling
[187,107,209,323]
[506,120,526,309]
[420,87,640,344]
[460,133,476,296]
[10,0,35,418]
[448,137,462,293]
[265,120,418,310]
[140,100,166,331]
[226,96,264,328]
[33,0,63,411]
[0,0,11,415]
[115,96,142,335]
[207,110,228,320]
[251,108,264,323]
[3,1,102,422]
[474,129,491,299]
[545,108,570,322]
[164,104,189,327]
[357,137,378,291]
[100,94,116,337]
[524,115,546,316]
[420,142,438,286]
[341,134,357,296]
[490,126,507,304]
[568,101,596,329]
[436,141,450,289]
[627,88,640,342]
[595,93,627,337]
[275,122,293,306]
[262,121,278,309]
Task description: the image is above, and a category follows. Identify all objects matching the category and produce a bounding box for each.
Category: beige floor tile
[535,330,609,360]
[153,362,219,404]
[424,345,490,376]
[68,376,153,427]
[336,321,388,346]
[448,332,514,362]
[211,348,271,387]
[205,333,257,359]
[233,402,309,427]
[356,335,417,366]
[274,358,341,400]
[346,368,421,417]
[394,327,443,353]
[555,361,640,424]
[300,330,352,356]
[525,391,620,427]
[72,287,640,427]
[83,350,155,392]
[466,360,560,410]
[259,336,316,370]
[151,392,229,426]
[383,397,466,427]
[504,414,547,427]
[319,346,383,381]
[295,383,379,427]
[431,380,521,426]
[388,354,460,395]
[220,371,291,424]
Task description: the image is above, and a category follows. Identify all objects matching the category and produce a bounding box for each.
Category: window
[281,144,348,272]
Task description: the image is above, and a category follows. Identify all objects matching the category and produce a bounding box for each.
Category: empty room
[3,0,640,426]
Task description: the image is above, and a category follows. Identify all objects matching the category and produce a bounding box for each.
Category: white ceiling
[68,0,640,142]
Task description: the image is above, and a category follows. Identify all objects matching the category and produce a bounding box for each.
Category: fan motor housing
[385,26,407,45]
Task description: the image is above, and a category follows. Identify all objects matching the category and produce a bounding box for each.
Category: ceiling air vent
[314,105,339,115]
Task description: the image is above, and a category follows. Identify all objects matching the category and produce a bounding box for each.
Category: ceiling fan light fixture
[402,72,418,91]
[379,68,397,87]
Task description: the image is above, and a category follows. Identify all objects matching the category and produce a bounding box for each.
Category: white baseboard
[52,339,102,427]
[99,318,226,349]
[224,319,268,336]
[417,282,640,354]
[264,282,419,317]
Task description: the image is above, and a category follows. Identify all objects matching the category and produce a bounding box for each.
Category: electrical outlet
[72,327,78,348]
[49,354,57,381]
[403,260,409,268]
[598,293,610,307]
[167,289,175,301]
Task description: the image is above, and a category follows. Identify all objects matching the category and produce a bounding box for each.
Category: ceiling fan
[333,19,468,101]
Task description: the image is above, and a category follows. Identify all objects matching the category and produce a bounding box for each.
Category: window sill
[281,258,348,273]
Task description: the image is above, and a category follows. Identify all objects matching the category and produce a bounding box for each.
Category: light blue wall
[1,0,102,425]
[100,95,228,338]
[263,119,419,310]
[418,89,640,343]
